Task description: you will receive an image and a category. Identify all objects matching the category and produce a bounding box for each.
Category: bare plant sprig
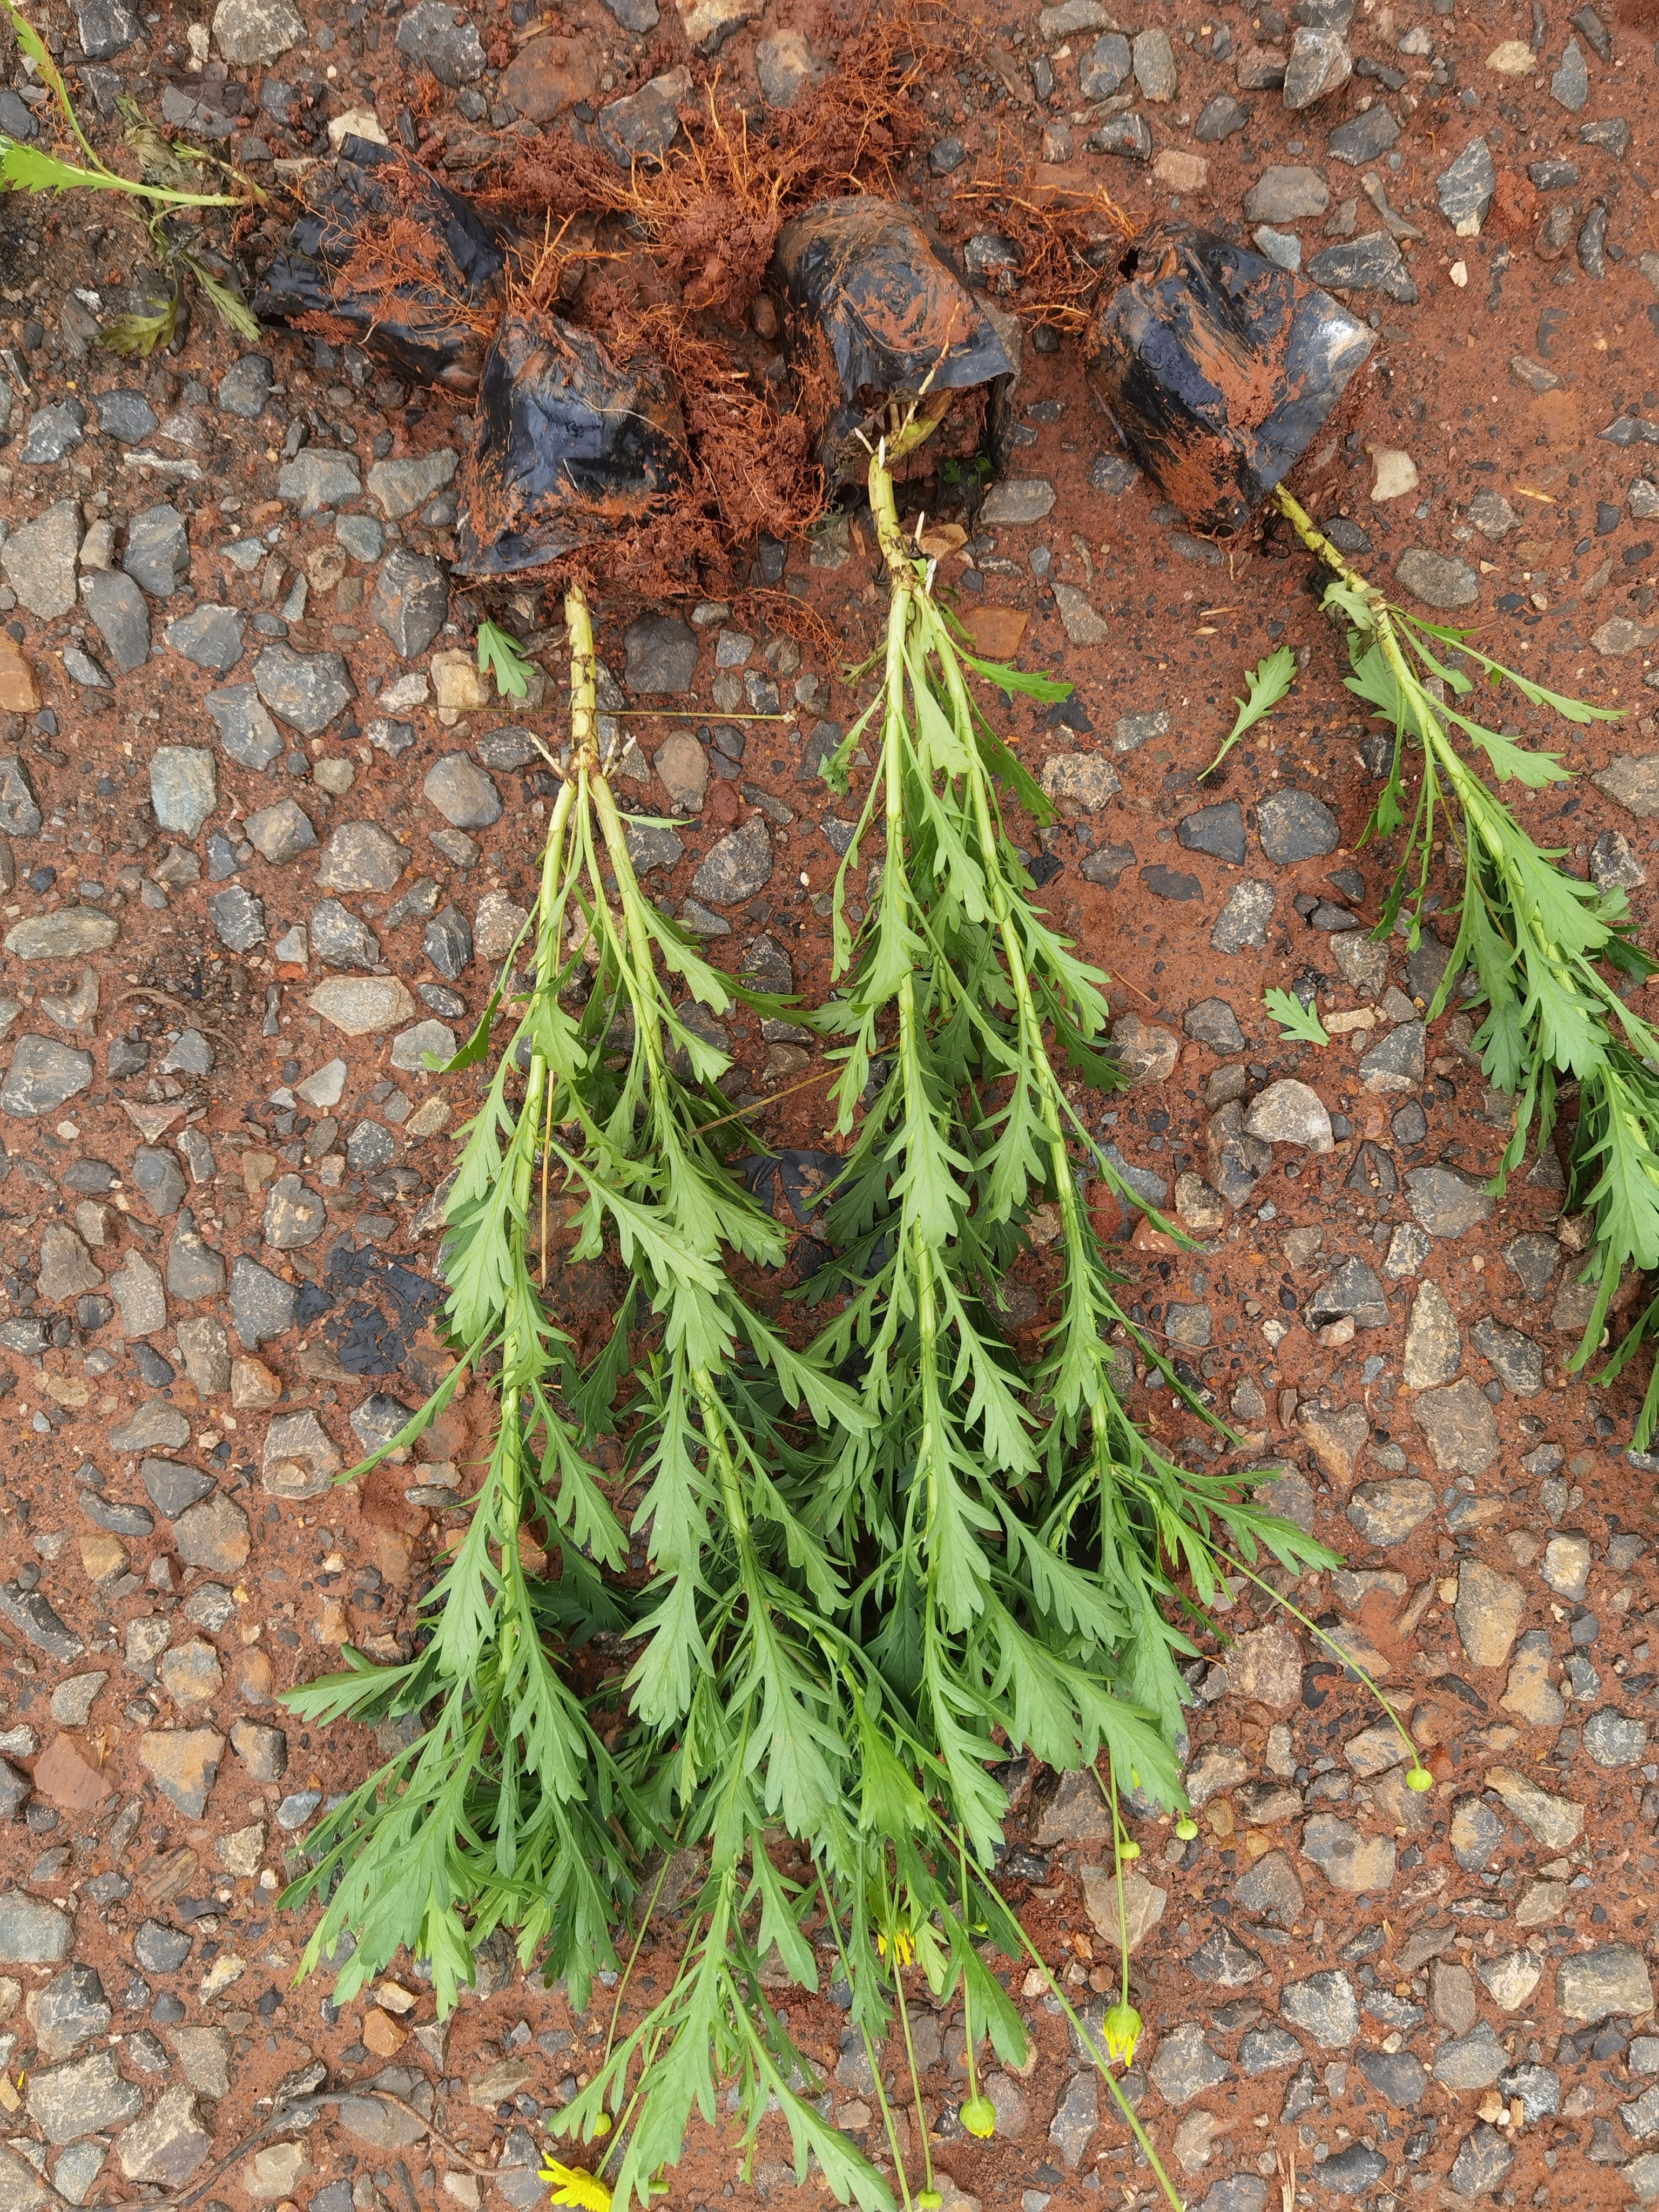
[1274,486,1659,1435]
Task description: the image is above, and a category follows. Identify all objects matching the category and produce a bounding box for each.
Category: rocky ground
[0,0,1657,2207]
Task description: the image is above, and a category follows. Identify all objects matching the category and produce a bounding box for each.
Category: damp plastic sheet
[770,195,1017,485]
[1088,225,1376,537]
[453,308,688,576]
[252,135,508,393]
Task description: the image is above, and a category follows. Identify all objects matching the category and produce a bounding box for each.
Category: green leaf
[1263,987,1330,1046]
[478,619,533,699]
[98,296,178,358]
[1202,643,1298,775]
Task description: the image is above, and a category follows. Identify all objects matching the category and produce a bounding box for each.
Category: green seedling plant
[0,0,261,352]
[284,586,869,2045]
[1264,987,1331,1047]
[1274,487,1659,1436]
[478,617,535,699]
[1202,641,1298,777]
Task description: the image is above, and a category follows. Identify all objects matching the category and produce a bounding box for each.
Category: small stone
[244,798,317,864]
[1485,1765,1584,1851]
[139,1728,224,1818]
[261,1174,326,1250]
[81,569,150,673]
[692,816,772,905]
[1048,2071,1098,2169]
[1256,786,1339,862]
[26,2050,143,2143]
[159,1638,223,1707]
[1315,2148,1386,2196]
[4,501,84,619]
[149,747,216,839]
[1584,1708,1647,1767]
[1451,1794,1504,1872]
[208,886,265,952]
[1132,24,1177,98]
[1393,545,1485,612]
[1212,880,1274,952]
[981,478,1057,525]
[205,685,283,772]
[1051,581,1111,645]
[1593,615,1659,658]
[1405,1165,1492,1236]
[1550,32,1589,110]
[1437,135,1496,233]
[1232,1851,1304,1928]
[212,0,301,62]
[1501,1629,1564,1726]
[1358,1020,1424,1092]
[1111,1012,1180,1085]
[371,549,448,659]
[0,1891,71,1963]
[392,1019,455,1070]
[1413,1376,1500,1475]
[122,502,190,598]
[1309,1255,1388,1330]
[1226,1623,1300,1709]
[1149,2023,1230,2105]
[19,399,87,466]
[1358,2049,1425,2108]
[254,644,353,734]
[1298,1402,1370,1487]
[367,448,457,520]
[653,732,708,812]
[423,754,501,829]
[262,1408,340,1498]
[1479,1948,1543,2011]
[230,1718,287,1782]
[1403,1279,1460,1386]
[1300,1814,1395,1894]
[1196,93,1249,141]
[1557,1943,1652,2022]
[1283,24,1350,106]
[1179,800,1246,864]
[1434,2020,1507,2090]
[475,889,530,959]
[755,28,817,105]
[1346,1476,1432,1546]
[624,612,698,693]
[27,1966,111,2061]
[309,975,420,1040]
[165,603,245,673]
[1280,1970,1358,2048]
[217,354,273,419]
[109,1250,166,1338]
[116,2087,212,2186]
[175,1493,250,1575]
[318,820,409,892]
[310,899,382,969]
[1470,1315,1542,1394]
[1243,1078,1332,1152]
[1304,231,1419,302]
[1184,998,1246,1054]
[1452,1559,1526,1668]
[1244,164,1329,222]
[1041,752,1121,808]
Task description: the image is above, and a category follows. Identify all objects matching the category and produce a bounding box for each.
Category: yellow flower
[1100,2001,1142,2066]
[960,2094,996,2139]
[875,1928,915,1966]
[541,2162,611,2212]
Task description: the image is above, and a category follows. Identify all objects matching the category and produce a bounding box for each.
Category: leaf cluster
[1281,489,1659,1435]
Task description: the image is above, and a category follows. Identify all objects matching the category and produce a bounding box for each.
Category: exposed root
[947,136,1138,329]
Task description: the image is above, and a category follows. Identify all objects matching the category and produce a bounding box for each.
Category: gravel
[82,569,151,671]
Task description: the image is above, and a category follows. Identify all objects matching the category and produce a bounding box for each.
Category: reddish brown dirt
[0,0,1656,2210]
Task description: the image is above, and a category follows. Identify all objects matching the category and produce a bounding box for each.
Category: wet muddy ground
[0,0,1657,2207]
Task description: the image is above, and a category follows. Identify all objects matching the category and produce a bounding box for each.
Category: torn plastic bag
[252,135,508,393]
[454,308,689,576]
[770,195,1017,485]
[1087,225,1375,537]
